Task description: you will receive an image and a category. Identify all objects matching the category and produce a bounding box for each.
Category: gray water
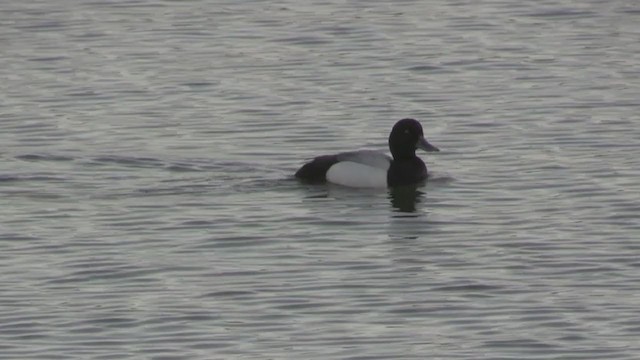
[2,0,640,359]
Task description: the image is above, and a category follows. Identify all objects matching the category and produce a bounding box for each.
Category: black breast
[387,158,428,187]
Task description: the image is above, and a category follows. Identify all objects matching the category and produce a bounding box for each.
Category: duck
[295,118,439,187]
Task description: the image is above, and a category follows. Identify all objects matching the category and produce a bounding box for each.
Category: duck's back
[336,150,391,170]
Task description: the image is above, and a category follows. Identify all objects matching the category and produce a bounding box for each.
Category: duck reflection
[388,185,424,214]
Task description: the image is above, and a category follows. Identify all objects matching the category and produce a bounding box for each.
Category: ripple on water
[2,0,640,359]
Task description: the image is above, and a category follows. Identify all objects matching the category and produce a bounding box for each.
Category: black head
[388,118,439,160]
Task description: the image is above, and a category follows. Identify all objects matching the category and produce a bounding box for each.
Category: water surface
[2,0,640,359]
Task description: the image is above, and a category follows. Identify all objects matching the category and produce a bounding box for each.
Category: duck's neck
[390,148,417,161]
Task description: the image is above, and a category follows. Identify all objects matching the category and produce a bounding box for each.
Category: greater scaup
[295,118,439,187]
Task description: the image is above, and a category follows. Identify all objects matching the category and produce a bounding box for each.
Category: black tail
[294,155,339,183]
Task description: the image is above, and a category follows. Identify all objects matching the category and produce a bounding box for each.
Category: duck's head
[388,118,439,160]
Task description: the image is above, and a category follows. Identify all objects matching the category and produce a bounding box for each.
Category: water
[2,0,640,358]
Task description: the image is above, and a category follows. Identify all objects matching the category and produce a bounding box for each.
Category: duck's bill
[417,137,440,152]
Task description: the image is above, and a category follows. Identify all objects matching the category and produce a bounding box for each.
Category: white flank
[326,161,388,188]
